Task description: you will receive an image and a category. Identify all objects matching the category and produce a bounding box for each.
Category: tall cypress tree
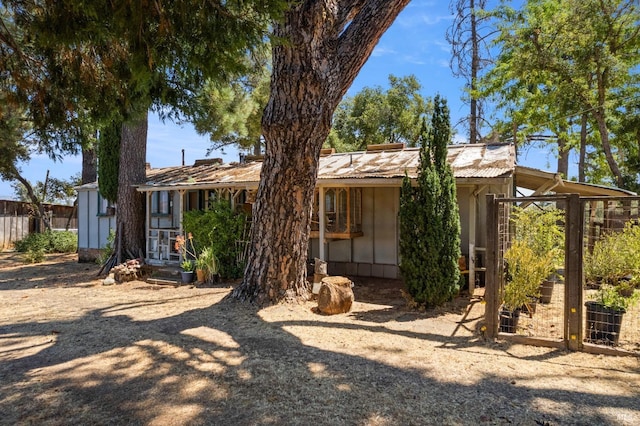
[97,122,121,203]
[400,95,461,307]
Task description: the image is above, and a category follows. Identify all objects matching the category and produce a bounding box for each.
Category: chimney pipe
[181,149,185,166]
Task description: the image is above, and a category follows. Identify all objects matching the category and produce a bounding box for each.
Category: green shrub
[23,247,45,264]
[14,230,77,254]
[14,232,49,253]
[503,241,555,311]
[585,222,640,285]
[182,199,248,279]
[510,206,564,269]
[49,231,78,253]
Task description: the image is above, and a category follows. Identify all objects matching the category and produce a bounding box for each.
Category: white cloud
[372,46,397,57]
[397,13,454,28]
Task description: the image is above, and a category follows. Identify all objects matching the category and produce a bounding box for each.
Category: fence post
[565,193,584,351]
[485,193,500,339]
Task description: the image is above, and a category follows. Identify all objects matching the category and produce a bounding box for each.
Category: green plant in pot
[501,241,555,332]
[585,283,638,346]
[196,247,219,283]
[511,206,564,304]
[181,259,195,272]
[180,259,195,283]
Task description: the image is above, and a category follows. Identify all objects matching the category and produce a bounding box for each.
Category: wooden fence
[0,200,77,250]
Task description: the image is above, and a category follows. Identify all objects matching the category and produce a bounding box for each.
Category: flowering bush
[175,233,197,262]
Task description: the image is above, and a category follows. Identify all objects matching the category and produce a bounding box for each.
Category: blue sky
[1,1,560,200]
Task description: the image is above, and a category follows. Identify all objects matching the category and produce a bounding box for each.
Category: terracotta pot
[196,269,206,283]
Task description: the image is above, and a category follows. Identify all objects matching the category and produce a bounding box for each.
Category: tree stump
[317,276,354,314]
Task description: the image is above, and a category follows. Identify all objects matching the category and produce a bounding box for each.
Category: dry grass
[1,252,639,425]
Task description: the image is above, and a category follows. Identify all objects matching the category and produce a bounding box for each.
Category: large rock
[317,276,354,314]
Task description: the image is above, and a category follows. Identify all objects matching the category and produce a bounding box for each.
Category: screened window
[311,187,363,239]
[151,191,171,215]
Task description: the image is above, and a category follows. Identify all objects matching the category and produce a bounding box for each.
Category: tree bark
[233,0,410,305]
[81,143,97,184]
[579,113,587,182]
[116,113,148,260]
[470,0,478,144]
[557,134,569,179]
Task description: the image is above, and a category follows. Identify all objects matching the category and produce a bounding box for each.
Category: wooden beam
[319,187,325,261]
[485,193,500,339]
[565,193,584,351]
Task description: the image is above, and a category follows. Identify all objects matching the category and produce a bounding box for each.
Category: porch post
[178,189,185,262]
[565,193,584,351]
[145,191,150,259]
[485,193,500,339]
[319,186,325,261]
[468,190,477,294]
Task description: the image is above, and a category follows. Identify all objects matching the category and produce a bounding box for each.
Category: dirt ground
[1,252,639,426]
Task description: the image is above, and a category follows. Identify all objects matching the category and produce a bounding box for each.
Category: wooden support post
[565,193,584,351]
[468,190,476,294]
[485,193,500,339]
[319,186,325,261]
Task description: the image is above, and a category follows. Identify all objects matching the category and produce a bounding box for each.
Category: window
[311,187,363,239]
[151,191,171,215]
[97,193,115,216]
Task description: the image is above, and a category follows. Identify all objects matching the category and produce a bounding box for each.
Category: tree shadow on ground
[1,281,639,425]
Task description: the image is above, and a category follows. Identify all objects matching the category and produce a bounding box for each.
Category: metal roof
[515,166,636,196]
[136,143,516,191]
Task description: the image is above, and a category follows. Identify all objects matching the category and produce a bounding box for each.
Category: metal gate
[485,194,640,355]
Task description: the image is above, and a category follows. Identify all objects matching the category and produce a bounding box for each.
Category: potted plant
[196,247,219,283]
[585,283,638,346]
[501,241,555,332]
[195,256,207,283]
[511,206,564,304]
[180,259,195,283]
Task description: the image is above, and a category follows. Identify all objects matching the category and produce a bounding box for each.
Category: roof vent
[193,158,223,167]
[366,143,405,152]
[240,154,265,163]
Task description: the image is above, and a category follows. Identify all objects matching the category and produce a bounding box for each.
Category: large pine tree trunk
[557,134,569,178]
[116,114,148,260]
[233,0,410,305]
[469,0,478,144]
[81,144,97,184]
[578,113,587,182]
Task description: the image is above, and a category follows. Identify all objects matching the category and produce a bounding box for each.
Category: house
[76,142,633,289]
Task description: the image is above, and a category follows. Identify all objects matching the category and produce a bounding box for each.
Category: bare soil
[1,252,639,425]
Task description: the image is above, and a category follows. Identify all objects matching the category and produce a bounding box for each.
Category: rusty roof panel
[138,143,515,189]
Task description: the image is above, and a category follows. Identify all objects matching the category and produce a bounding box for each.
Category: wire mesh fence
[494,197,566,344]
[582,198,640,353]
[486,194,640,355]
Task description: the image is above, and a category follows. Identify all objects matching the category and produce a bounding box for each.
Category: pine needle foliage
[400,95,461,307]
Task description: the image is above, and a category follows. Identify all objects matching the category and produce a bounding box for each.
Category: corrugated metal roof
[137,143,515,190]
